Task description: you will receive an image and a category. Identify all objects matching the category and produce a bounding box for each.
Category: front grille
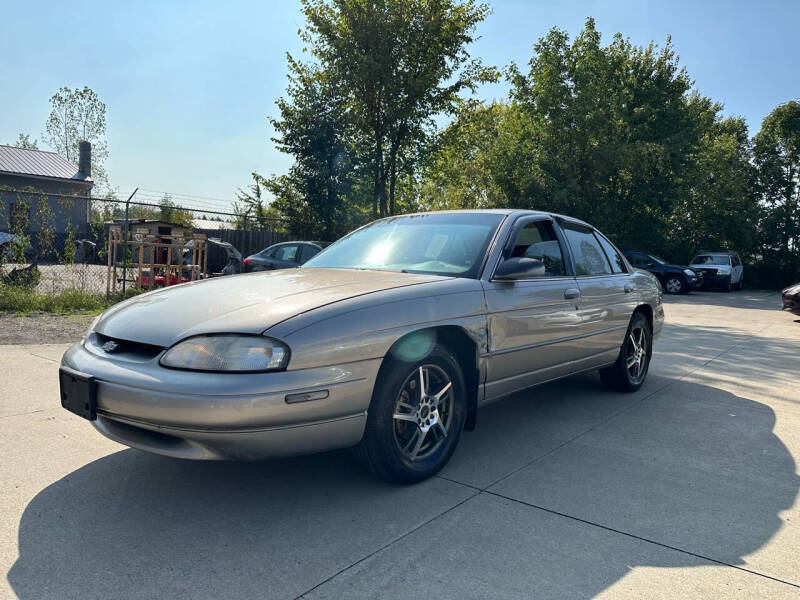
[89,333,164,360]
[698,268,717,278]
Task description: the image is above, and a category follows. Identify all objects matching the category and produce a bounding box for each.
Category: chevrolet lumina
[59,210,664,483]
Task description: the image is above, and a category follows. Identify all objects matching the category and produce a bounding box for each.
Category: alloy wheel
[392,364,454,462]
[625,325,648,382]
[665,277,683,294]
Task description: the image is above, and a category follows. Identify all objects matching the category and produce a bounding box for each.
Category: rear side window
[595,234,626,273]
[275,245,299,262]
[563,227,612,276]
[299,245,321,263]
[508,220,566,277]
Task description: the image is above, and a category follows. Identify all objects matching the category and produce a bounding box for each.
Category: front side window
[563,227,612,276]
[595,233,627,274]
[303,212,504,278]
[507,220,566,277]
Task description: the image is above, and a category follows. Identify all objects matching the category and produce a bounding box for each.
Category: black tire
[733,277,742,291]
[599,312,652,393]
[663,276,686,295]
[723,277,732,292]
[358,346,467,484]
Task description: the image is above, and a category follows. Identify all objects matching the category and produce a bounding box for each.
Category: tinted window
[595,233,626,273]
[732,254,741,266]
[299,245,321,263]
[275,244,299,262]
[303,212,504,278]
[627,252,649,267]
[507,220,566,277]
[692,254,730,266]
[563,227,612,276]
[259,247,276,258]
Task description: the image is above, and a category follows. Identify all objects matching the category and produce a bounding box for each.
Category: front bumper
[61,341,380,460]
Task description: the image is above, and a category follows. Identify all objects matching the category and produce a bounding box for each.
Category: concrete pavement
[2,290,799,599]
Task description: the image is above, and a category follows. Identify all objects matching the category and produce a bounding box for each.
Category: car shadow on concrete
[8,375,798,598]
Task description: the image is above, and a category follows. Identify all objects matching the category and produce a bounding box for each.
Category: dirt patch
[0,313,95,345]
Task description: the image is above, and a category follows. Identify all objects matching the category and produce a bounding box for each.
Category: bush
[0,285,143,315]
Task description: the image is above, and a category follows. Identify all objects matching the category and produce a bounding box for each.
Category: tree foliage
[423,18,761,268]
[753,101,800,279]
[9,133,38,149]
[43,86,110,190]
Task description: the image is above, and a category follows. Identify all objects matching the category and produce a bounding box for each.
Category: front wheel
[358,347,466,484]
[664,276,685,294]
[600,312,652,392]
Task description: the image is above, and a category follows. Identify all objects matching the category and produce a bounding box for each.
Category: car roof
[370,209,593,228]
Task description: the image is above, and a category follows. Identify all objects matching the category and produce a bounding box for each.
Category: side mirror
[495,257,545,280]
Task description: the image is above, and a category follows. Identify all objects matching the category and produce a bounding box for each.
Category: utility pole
[121,187,138,294]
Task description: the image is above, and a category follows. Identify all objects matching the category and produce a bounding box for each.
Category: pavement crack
[483,489,800,590]
[293,488,482,599]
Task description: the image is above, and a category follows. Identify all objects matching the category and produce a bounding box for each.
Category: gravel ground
[0,313,95,345]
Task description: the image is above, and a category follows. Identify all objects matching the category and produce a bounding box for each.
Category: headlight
[160,335,290,372]
[683,269,694,277]
[717,267,731,274]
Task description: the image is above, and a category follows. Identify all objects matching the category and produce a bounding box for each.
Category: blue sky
[1,0,797,209]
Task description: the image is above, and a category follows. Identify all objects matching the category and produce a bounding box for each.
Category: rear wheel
[600,312,652,392]
[358,347,466,484]
[664,276,685,294]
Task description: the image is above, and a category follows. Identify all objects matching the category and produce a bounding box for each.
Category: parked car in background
[623,251,701,294]
[59,210,663,483]
[689,251,743,292]
[782,283,800,315]
[243,241,328,272]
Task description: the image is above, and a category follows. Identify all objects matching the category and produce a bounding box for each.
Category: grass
[0,285,142,315]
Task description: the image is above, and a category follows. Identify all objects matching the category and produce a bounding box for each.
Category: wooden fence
[186,228,290,258]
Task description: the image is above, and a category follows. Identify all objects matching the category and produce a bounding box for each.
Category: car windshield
[302,213,505,278]
[647,254,666,264]
[692,254,730,265]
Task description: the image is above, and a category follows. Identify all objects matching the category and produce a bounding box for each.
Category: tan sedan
[59,210,664,483]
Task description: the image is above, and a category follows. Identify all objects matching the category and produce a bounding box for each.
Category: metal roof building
[0,144,92,186]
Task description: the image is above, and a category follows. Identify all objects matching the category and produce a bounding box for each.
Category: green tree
[300,0,495,218]
[267,60,359,240]
[753,101,800,281]
[43,86,110,189]
[233,172,285,232]
[8,133,38,149]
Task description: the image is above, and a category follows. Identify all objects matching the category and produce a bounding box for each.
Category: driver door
[483,216,581,402]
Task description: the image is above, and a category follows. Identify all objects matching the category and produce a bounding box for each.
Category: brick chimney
[78,141,91,178]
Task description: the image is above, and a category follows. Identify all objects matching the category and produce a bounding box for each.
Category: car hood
[95,268,448,347]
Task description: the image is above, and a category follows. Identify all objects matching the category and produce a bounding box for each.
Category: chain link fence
[0,188,318,300]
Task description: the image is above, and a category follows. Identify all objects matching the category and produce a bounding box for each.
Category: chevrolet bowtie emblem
[102,340,120,353]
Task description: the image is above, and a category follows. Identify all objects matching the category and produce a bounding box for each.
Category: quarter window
[563,227,612,276]
[506,220,566,277]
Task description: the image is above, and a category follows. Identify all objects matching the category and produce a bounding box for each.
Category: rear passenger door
[484,216,582,401]
[557,221,636,371]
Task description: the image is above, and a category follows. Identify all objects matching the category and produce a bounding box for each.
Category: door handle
[624,284,633,293]
[564,288,580,300]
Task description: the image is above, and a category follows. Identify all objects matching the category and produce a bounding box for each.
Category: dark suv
[623,251,701,294]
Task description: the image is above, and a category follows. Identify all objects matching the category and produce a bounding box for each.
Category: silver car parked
[60,210,664,483]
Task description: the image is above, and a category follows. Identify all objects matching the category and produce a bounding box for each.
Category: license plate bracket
[59,366,97,421]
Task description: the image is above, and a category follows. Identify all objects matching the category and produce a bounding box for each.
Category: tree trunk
[388,146,398,216]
